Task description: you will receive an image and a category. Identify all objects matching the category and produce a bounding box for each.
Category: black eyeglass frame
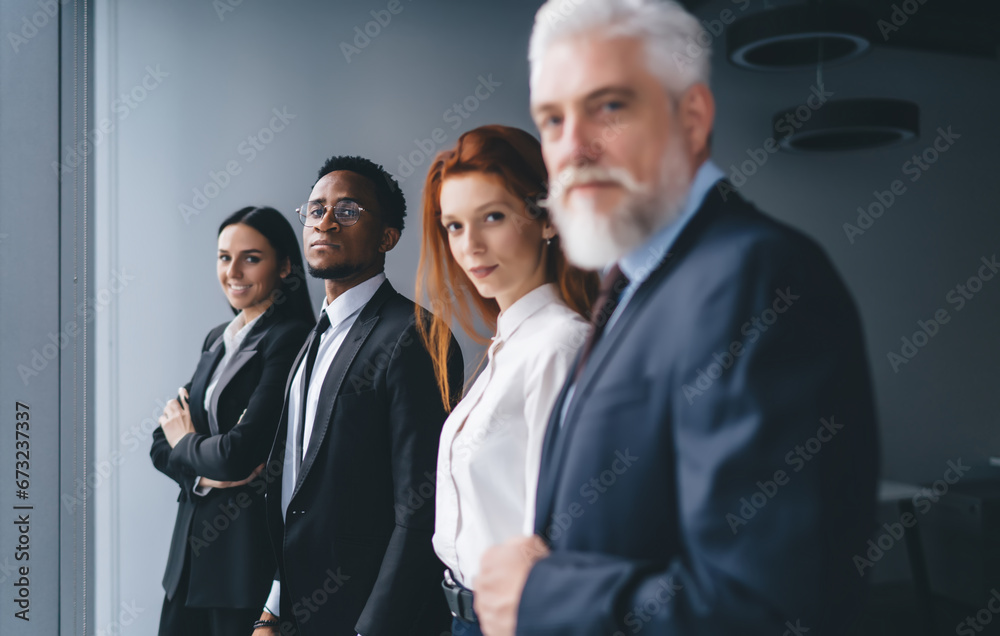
[296,200,367,227]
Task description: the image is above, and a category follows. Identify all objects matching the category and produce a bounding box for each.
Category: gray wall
[1,2,92,635]
[91,0,999,633]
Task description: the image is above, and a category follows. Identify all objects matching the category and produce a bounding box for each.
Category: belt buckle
[443,569,459,618]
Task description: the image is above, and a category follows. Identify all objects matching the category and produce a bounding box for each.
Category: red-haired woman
[416,124,597,635]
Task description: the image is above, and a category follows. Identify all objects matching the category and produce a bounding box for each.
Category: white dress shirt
[264,272,385,620]
[432,283,588,588]
[192,310,263,496]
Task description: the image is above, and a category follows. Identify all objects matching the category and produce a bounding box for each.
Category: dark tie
[573,264,629,383]
[295,311,331,468]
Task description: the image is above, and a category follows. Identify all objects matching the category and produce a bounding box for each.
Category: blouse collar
[493,283,561,345]
[223,310,264,353]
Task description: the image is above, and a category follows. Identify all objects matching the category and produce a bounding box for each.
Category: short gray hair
[529,0,711,96]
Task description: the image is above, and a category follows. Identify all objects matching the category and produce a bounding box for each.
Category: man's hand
[252,610,279,635]
[159,387,195,448]
[474,535,550,636]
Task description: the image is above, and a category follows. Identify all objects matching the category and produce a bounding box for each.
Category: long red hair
[416,125,598,411]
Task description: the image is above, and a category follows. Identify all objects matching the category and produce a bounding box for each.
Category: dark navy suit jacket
[518,184,880,635]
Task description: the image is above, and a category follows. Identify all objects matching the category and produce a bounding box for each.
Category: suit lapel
[264,327,314,539]
[188,332,225,434]
[206,318,272,434]
[265,323,314,474]
[291,280,394,499]
[536,276,670,531]
[533,354,580,535]
[568,184,731,414]
[536,185,734,530]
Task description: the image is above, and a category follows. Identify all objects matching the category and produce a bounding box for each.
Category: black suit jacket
[517,185,880,635]
[151,310,310,608]
[265,279,463,636]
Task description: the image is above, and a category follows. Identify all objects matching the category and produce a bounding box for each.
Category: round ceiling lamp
[728,5,875,71]
[772,98,920,152]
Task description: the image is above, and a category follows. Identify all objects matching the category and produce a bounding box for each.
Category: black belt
[441,568,477,623]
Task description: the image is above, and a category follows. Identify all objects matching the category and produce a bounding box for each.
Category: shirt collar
[617,159,725,286]
[223,310,263,352]
[319,272,386,329]
[494,283,560,344]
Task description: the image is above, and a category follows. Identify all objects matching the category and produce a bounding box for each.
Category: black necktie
[295,311,330,468]
[573,264,629,383]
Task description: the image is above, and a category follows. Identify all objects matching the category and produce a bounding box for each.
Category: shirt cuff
[192,477,212,497]
[263,580,281,617]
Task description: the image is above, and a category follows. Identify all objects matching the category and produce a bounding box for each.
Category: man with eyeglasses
[252,155,463,636]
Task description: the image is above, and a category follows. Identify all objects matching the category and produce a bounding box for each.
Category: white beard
[546,136,693,271]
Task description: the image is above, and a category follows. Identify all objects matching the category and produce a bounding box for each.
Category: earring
[545,236,554,246]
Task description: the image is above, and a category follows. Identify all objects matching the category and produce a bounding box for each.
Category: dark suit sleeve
[517,238,879,635]
[167,321,309,481]
[355,318,463,636]
[149,328,216,491]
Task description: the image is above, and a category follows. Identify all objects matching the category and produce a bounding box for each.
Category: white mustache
[543,165,648,205]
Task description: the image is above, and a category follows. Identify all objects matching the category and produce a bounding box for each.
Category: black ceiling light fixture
[772,98,920,152]
[727,3,876,71]
[722,2,999,151]
[725,2,922,151]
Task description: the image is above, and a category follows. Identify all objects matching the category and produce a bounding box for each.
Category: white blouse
[203,310,264,412]
[432,283,589,587]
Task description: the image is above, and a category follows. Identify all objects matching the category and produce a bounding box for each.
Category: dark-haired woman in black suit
[151,206,313,636]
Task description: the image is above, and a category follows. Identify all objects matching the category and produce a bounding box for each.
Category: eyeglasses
[296,200,366,227]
